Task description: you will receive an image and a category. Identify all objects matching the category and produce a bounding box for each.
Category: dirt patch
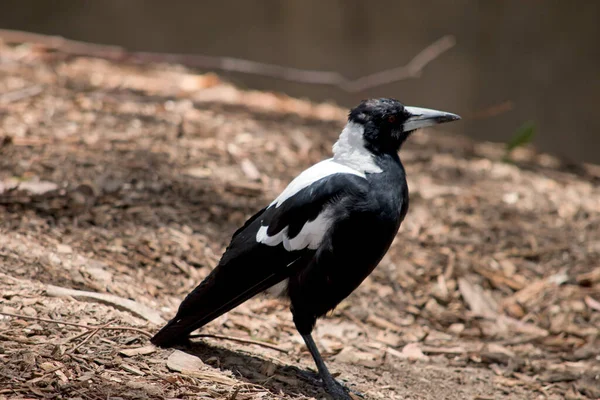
[0,42,599,399]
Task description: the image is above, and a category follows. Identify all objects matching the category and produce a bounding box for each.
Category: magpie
[151,98,460,399]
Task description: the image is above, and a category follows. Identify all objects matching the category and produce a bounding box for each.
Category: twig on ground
[63,328,98,345]
[67,319,115,354]
[0,85,44,104]
[0,29,455,92]
[0,311,288,353]
[0,333,41,345]
[189,333,288,354]
[0,311,153,337]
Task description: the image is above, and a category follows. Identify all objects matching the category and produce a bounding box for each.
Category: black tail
[150,262,286,348]
[150,317,191,348]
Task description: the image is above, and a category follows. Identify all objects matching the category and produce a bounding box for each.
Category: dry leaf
[335,346,383,368]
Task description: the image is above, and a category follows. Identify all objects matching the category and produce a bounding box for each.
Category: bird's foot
[323,376,363,400]
[297,369,321,383]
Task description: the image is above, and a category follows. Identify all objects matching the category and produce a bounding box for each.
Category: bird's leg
[301,333,356,400]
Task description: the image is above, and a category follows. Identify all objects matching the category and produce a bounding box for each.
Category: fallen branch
[340,36,456,92]
[189,333,288,354]
[0,28,455,92]
[0,310,153,337]
[46,284,165,325]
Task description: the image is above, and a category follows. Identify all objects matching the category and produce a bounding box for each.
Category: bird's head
[347,98,460,154]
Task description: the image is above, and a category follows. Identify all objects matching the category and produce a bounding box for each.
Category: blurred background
[1,0,599,163]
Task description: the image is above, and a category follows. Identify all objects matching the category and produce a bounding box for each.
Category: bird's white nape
[332,122,383,174]
[269,159,364,208]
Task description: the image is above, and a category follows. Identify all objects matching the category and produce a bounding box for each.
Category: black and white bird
[151,98,460,399]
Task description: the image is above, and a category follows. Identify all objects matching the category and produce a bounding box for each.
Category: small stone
[22,306,37,317]
[56,244,73,254]
[448,323,465,335]
[1,305,18,315]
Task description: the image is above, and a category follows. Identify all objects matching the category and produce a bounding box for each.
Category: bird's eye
[388,115,396,123]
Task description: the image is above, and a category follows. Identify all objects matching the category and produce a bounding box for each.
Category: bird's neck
[332,122,383,174]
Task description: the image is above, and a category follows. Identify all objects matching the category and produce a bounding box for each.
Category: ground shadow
[181,340,332,399]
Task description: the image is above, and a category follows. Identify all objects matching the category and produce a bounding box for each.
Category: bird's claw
[297,369,321,383]
[344,385,364,398]
[324,378,363,400]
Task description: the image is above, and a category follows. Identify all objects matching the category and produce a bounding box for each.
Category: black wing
[150,173,369,347]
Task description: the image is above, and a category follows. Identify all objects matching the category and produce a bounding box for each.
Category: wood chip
[458,277,498,318]
[335,346,384,368]
[240,158,261,180]
[119,345,157,357]
[184,167,212,179]
[400,343,429,360]
[386,343,430,361]
[121,363,145,376]
[584,295,600,312]
[366,314,404,332]
[420,345,467,355]
[575,268,600,286]
[55,369,69,383]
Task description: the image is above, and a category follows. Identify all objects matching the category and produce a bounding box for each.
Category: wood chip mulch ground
[0,40,599,400]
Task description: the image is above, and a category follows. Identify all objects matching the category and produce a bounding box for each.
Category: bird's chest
[339,182,406,261]
[367,172,408,228]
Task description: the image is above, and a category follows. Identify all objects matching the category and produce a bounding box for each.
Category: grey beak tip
[444,113,461,123]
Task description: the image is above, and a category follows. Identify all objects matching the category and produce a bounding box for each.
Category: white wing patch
[256,225,286,246]
[270,158,364,208]
[256,208,334,252]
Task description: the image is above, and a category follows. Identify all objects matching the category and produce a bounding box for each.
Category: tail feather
[151,268,285,348]
[150,317,191,348]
